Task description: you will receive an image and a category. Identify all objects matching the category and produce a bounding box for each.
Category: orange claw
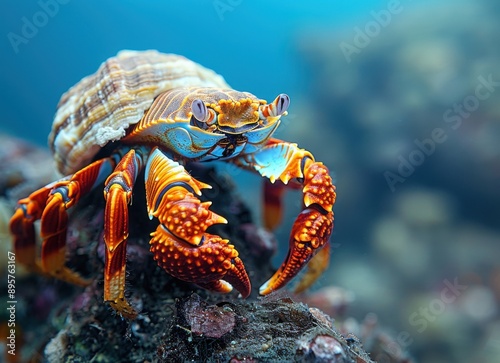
[150,229,251,298]
[145,147,251,297]
[260,157,336,295]
[260,208,334,295]
[230,140,336,294]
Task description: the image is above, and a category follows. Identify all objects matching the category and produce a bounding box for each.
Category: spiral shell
[49,50,230,175]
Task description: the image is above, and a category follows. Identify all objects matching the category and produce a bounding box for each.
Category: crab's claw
[230,138,336,294]
[145,147,251,298]
[258,157,336,295]
[150,229,251,298]
[259,207,333,294]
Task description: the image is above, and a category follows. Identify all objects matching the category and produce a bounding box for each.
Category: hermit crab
[10,50,336,319]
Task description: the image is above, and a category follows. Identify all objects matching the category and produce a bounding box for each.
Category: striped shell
[49,50,230,175]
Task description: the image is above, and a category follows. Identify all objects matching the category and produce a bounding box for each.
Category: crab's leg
[9,157,115,285]
[102,148,146,319]
[10,185,56,273]
[145,147,251,298]
[231,139,336,294]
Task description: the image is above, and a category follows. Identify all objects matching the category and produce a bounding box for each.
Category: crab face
[9,50,336,320]
[191,91,290,158]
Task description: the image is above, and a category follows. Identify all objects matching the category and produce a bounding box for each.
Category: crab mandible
[9,50,336,319]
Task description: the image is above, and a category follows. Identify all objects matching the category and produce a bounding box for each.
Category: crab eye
[275,94,290,116]
[191,99,208,122]
[190,99,216,130]
[259,93,290,119]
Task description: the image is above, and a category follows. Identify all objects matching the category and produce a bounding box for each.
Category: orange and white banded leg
[232,139,336,294]
[9,158,115,285]
[145,148,251,298]
[102,148,146,319]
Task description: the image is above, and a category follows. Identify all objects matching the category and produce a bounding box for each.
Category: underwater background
[1,0,499,362]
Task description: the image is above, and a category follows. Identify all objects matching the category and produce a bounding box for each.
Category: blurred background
[1,0,499,362]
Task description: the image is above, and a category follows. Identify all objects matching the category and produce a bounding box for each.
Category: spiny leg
[145,148,251,298]
[231,138,336,294]
[9,157,115,285]
[102,148,146,319]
